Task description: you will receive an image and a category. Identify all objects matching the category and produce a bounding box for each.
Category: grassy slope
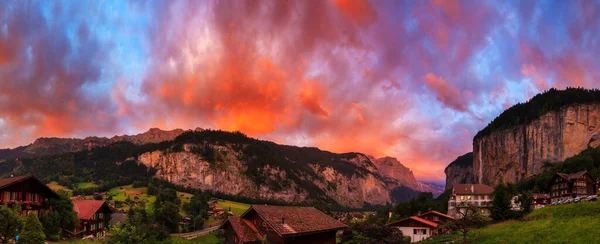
[47,181,71,191]
[75,181,99,189]
[216,199,251,215]
[424,201,600,244]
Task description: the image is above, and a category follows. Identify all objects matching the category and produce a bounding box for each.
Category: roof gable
[387,216,438,228]
[219,216,262,243]
[243,205,347,237]
[72,200,111,220]
[418,210,454,220]
[0,175,59,199]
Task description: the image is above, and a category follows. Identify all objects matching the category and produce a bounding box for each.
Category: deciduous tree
[0,205,22,244]
[442,204,490,244]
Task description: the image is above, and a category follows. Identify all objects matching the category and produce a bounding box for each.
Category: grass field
[216,199,250,215]
[423,201,600,244]
[47,181,71,191]
[75,182,98,189]
[168,234,221,244]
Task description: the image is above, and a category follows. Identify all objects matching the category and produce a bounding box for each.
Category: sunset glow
[1,0,600,183]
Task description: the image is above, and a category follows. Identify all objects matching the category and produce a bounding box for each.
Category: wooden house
[72,200,113,238]
[0,174,60,215]
[550,170,596,201]
[386,216,438,243]
[417,210,454,235]
[219,205,347,244]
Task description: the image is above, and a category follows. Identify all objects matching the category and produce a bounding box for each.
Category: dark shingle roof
[248,205,347,236]
[452,184,494,195]
[0,175,59,199]
[0,175,32,188]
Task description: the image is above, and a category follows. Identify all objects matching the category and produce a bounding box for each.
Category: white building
[447,184,494,218]
[386,216,438,243]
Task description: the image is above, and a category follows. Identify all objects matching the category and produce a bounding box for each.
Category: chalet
[219,205,347,244]
[550,170,596,202]
[386,216,438,243]
[447,184,494,219]
[72,200,113,238]
[417,211,454,235]
[0,174,60,215]
[532,193,551,209]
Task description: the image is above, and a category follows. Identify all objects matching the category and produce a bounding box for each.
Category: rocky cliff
[444,152,474,190]
[138,141,396,208]
[474,103,600,186]
[369,156,420,190]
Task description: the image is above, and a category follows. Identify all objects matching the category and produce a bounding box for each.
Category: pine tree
[19,213,46,244]
[491,183,512,221]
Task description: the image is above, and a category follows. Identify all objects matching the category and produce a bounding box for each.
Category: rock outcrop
[474,103,600,186]
[444,152,475,190]
[139,144,398,208]
[370,156,420,190]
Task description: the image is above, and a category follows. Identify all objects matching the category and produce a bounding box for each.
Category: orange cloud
[423,73,468,111]
[298,82,329,117]
[332,0,377,25]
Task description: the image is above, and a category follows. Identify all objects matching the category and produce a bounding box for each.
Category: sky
[1,0,600,183]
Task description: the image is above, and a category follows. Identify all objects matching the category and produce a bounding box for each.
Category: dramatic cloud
[2,0,600,183]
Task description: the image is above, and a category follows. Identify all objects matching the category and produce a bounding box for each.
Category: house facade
[72,200,112,238]
[386,216,438,243]
[219,205,347,244]
[532,193,551,209]
[0,175,60,215]
[550,171,596,202]
[417,211,454,235]
[447,184,494,218]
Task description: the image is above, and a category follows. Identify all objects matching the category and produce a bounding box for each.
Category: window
[433,216,439,221]
[413,229,427,235]
[460,196,465,200]
[99,213,103,219]
[99,222,103,228]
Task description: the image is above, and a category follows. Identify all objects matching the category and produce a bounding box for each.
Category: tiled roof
[452,184,494,195]
[249,205,347,236]
[221,216,262,243]
[72,200,109,220]
[387,216,439,228]
[418,210,454,220]
[0,175,35,188]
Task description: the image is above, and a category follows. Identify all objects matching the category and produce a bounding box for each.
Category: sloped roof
[245,205,347,237]
[0,175,31,188]
[418,210,454,220]
[219,216,262,243]
[555,171,592,181]
[0,174,59,199]
[387,216,439,228]
[72,200,110,220]
[452,184,494,195]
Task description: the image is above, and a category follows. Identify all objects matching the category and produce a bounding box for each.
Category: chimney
[281,217,285,224]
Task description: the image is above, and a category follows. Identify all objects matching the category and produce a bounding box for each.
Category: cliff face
[474,103,600,186]
[138,144,394,208]
[444,152,475,190]
[370,156,420,190]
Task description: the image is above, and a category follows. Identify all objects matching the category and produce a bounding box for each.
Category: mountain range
[0,128,441,208]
